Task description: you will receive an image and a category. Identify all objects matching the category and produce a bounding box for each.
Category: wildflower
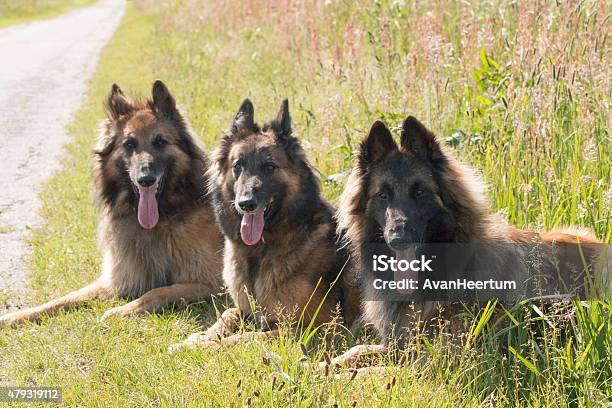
[521,184,533,194]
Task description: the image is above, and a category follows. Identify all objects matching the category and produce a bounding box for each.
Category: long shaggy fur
[92,84,223,298]
[0,81,223,327]
[337,116,601,352]
[206,99,360,333]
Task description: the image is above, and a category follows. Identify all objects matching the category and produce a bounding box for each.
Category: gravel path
[0,0,126,293]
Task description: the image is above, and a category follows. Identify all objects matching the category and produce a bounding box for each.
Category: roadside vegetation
[0,0,96,29]
[0,0,609,406]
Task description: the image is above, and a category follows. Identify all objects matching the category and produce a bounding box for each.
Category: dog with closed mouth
[323,116,603,368]
[0,80,224,326]
[171,99,361,351]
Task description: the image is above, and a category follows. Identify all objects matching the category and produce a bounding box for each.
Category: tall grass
[149,0,610,241]
[109,0,612,403]
[0,0,609,405]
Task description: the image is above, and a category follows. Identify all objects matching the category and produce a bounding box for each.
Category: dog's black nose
[388,235,412,251]
[238,198,258,212]
[137,174,156,187]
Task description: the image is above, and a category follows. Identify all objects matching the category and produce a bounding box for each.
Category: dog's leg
[168,307,243,353]
[201,307,242,339]
[171,328,280,352]
[320,344,388,371]
[177,307,242,346]
[0,280,110,327]
[101,282,215,320]
[215,328,280,347]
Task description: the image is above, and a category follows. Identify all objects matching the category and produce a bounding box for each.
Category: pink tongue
[137,181,159,230]
[240,211,265,245]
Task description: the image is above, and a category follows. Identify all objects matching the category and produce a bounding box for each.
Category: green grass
[0,0,97,29]
[0,0,610,406]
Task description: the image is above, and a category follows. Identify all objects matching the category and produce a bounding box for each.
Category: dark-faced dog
[171,99,360,351]
[325,116,602,368]
[0,80,224,326]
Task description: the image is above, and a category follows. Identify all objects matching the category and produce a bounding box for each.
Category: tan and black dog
[325,116,603,368]
[0,80,224,326]
[172,99,360,351]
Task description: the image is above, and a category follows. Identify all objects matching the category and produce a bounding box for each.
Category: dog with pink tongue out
[0,80,225,327]
[170,99,361,352]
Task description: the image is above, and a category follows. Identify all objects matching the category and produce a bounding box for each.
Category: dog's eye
[263,163,278,173]
[153,135,167,148]
[233,161,243,171]
[376,191,388,200]
[123,138,136,149]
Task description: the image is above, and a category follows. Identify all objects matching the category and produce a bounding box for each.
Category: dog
[171,98,361,351]
[324,116,604,368]
[0,80,224,326]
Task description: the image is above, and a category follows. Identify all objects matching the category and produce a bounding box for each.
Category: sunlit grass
[0,0,96,29]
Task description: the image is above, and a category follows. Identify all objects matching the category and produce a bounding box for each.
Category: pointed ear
[151,80,177,119]
[358,121,396,166]
[94,130,116,157]
[275,99,291,136]
[400,116,445,165]
[105,83,133,120]
[232,98,255,133]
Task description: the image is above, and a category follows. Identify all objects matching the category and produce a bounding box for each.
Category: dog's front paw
[0,314,17,328]
[168,332,220,354]
[100,298,148,321]
[0,310,30,328]
[100,305,133,321]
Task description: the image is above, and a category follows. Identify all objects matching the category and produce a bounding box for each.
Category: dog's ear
[232,98,255,134]
[400,116,445,165]
[105,83,133,120]
[358,121,396,167]
[275,99,291,137]
[151,80,178,120]
[94,132,116,156]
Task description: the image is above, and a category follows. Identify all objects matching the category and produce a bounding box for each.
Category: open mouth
[133,176,163,230]
[239,199,273,246]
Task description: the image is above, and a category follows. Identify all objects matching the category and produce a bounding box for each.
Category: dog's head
[349,117,464,250]
[94,80,206,229]
[210,99,319,246]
